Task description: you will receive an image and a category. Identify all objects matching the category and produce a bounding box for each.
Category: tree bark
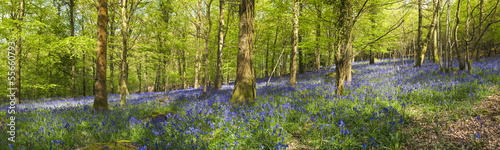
[120,0,129,105]
[290,0,299,86]
[109,7,115,94]
[297,3,304,74]
[194,1,202,89]
[465,0,472,71]
[272,17,280,76]
[335,0,355,95]
[94,0,109,112]
[314,4,321,72]
[70,0,76,98]
[417,0,441,67]
[203,0,213,96]
[14,0,24,104]
[455,0,466,70]
[215,0,225,89]
[475,0,484,60]
[416,0,423,67]
[231,0,256,105]
[432,0,440,64]
[33,51,39,99]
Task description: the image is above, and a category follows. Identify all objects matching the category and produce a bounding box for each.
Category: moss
[479,109,489,115]
[150,110,163,118]
[325,72,336,78]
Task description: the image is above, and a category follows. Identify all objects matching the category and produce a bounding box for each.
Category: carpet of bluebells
[1,56,499,149]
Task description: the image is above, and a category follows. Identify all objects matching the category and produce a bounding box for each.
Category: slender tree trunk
[83,52,87,96]
[346,42,353,82]
[417,0,424,67]
[93,58,96,96]
[445,0,451,71]
[433,1,440,64]
[465,0,472,71]
[203,0,213,96]
[182,33,187,89]
[70,0,76,98]
[272,17,280,76]
[475,0,484,60]
[109,7,115,94]
[265,38,270,76]
[215,0,225,90]
[33,51,39,99]
[314,4,321,72]
[232,0,256,105]
[155,64,160,92]
[369,8,376,65]
[94,0,108,112]
[280,39,287,77]
[455,0,466,70]
[290,0,299,86]
[137,61,142,93]
[194,1,202,89]
[327,27,333,67]
[164,53,168,92]
[13,0,24,104]
[120,0,129,105]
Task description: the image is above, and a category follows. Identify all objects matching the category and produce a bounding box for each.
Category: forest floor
[405,86,500,150]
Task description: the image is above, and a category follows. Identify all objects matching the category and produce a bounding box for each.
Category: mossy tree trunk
[231,0,256,105]
[334,0,356,95]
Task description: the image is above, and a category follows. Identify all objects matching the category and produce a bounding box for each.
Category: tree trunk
[231,0,256,105]
[465,0,472,71]
[70,0,76,98]
[13,0,24,104]
[335,0,354,96]
[297,2,304,74]
[314,4,321,72]
[215,0,225,90]
[83,52,87,96]
[93,58,96,96]
[120,0,129,105]
[265,38,270,76]
[182,33,187,89]
[203,0,213,96]
[33,51,39,99]
[272,17,280,76]
[455,0,466,70]
[328,28,333,67]
[137,62,142,93]
[109,11,115,94]
[417,0,441,67]
[194,1,202,89]
[475,0,484,60]
[433,11,440,64]
[289,0,299,86]
[94,0,109,112]
[416,0,423,67]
